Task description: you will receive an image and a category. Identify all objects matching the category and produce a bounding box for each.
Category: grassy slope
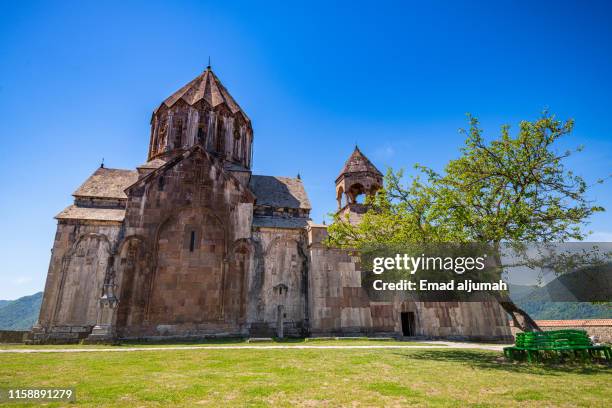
[0,292,42,330]
[519,301,612,320]
[0,348,609,407]
[509,284,611,320]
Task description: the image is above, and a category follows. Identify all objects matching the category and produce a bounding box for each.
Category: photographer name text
[372,279,507,292]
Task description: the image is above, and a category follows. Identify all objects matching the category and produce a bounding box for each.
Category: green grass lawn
[0,348,609,407]
[0,338,438,349]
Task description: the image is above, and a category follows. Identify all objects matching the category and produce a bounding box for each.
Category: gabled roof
[56,205,125,222]
[337,146,383,179]
[73,167,138,200]
[249,176,311,210]
[156,67,250,122]
[126,145,255,202]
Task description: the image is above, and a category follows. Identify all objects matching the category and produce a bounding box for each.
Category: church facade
[31,67,511,343]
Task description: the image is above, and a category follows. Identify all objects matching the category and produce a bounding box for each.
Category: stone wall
[309,245,374,335]
[247,227,308,337]
[306,223,512,341]
[0,330,27,343]
[33,220,123,342]
[118,147,254,338]
[413,301,511,341]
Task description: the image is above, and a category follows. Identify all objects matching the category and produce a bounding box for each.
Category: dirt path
[0,341,507,354]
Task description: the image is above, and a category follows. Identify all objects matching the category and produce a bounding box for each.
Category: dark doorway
[401,312,416,336]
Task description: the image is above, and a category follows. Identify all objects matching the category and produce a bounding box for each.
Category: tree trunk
[497,297,541,332]
[491,241,541,332]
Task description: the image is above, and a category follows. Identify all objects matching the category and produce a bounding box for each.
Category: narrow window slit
[189,231,196,252]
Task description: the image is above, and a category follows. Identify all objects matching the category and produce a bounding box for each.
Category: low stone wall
[510,319,612,343]
[0,330,28,343]
[28,325,92,344]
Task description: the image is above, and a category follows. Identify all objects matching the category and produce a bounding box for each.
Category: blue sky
[0,0,611,299]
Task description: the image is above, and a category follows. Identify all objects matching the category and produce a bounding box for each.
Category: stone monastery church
[32,66,511,343]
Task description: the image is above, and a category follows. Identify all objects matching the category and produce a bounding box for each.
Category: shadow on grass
[396,349,610,376]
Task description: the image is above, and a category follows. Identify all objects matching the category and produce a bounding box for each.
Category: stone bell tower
[335,146,383,224]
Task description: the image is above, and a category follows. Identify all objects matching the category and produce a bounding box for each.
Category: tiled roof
[156,67,249,121]
[137,158,167,170]
[56,205,125,222]
[338,146,382,179]
[249,175,311,210]
[510,319,612,327]
[307,220,328,228]
[73,167,138,199]
[252,216,309,229]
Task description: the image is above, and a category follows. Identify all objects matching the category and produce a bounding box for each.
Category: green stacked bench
[503,329,611,363]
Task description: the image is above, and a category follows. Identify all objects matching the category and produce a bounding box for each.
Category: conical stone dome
[155,66,249,122]
[337,146,383,181]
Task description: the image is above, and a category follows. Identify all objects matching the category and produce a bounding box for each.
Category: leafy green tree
[327,112,606,331]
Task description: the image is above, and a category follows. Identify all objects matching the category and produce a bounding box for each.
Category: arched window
[336,187,345,209]
[349,183,365,204]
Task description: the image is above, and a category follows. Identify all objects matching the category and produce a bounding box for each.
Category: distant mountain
[508,284,537,301]
[509,283,611,320]
[0,292,43,330]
